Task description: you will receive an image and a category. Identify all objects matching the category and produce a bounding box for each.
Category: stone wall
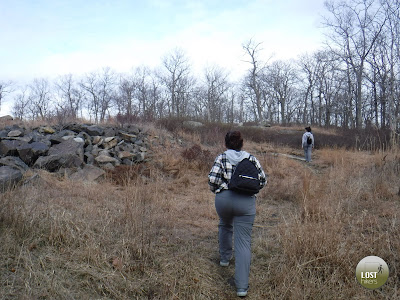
[0,123,152,192]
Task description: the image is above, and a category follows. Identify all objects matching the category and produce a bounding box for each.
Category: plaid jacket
[208,152,267,194]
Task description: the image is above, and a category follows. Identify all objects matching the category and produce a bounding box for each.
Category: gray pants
[215,190,256,289]
[304,145,312,162]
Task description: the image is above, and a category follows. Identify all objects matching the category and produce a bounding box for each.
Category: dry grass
[1,125,400,299]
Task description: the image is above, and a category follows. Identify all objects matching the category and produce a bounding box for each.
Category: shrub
[181,144,214,172]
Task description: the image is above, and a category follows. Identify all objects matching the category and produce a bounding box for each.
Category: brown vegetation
[1,123,400,299]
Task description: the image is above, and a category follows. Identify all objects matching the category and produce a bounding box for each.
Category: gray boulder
[124,124,140,135]
[48,130,76,144]
[85,125,104,136]
[0,140,28,156]
[0,166,23,192]
[64,123,87,133]
[0,130,8,138]
[33,138,85,171]
[48,139,84,161]
[0,156,29,173]
[17,142,49,165]
[103,127,117,137]
[33,153,83,171]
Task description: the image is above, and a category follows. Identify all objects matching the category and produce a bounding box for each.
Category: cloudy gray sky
[0,0,327,115]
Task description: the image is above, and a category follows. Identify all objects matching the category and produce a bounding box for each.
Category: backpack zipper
[239,175,258,180]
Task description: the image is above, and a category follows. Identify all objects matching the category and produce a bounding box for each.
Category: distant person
[302,126,314,162]
[208,131,267,297]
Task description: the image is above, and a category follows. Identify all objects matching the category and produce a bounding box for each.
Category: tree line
[0,0,399,132]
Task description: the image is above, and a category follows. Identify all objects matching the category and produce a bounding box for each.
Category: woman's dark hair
[305,126,312,132]
[225,131,243,151]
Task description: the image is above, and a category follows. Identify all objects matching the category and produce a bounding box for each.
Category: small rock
[7,130,23,137]
[118,151,135,160]
[95,155,119,164]
[103,137,118,149]
[39,126,56,134]
[84,152,95,165]
[61,135,75,141]
[119,132,137,141]
[135,152,146,162]
[69,165,105,182]
[93,136,103,145]
[102,163,115,170]
[73,137,85,144]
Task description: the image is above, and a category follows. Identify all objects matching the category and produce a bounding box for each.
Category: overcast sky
[0,0,327,115]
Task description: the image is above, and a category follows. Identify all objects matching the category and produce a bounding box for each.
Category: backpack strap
[220,153,230,184]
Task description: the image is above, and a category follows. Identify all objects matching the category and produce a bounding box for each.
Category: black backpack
[228,157,261,195]
[307,136,312,145]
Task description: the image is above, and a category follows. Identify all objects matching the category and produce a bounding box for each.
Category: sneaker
[220,261,229,267]
[237,288,248,297]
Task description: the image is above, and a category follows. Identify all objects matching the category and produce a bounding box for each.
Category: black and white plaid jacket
[208,152,267,194]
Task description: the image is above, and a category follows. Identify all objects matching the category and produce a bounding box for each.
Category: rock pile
[0,123,152,191]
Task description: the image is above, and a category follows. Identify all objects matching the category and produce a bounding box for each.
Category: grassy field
[1,123,399,299]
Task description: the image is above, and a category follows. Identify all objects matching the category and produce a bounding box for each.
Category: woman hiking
[208,131,267,297]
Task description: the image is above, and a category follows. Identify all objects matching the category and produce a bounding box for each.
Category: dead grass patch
[1,128,400,299]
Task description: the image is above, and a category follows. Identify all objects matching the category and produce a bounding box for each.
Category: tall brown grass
[1,125,399,299]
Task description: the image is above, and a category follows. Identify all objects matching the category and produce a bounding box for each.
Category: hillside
[0,121,399,299]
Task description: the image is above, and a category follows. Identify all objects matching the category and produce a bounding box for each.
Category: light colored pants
[215,190,256,289]
[304,145,312,162]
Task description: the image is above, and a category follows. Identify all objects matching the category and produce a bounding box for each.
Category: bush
[181,144,214,172]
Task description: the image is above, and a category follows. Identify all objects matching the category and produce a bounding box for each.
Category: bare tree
[12,88,29,120]
[297,52,330,125]
[149,74,164,119]
[242,39,269,124]
[381,0,400,141]
[323,0,387,128]
[54,74,83,121]
[265,60,297,124]
[116,66,160,121]
[116,73,137,121]
[200,65,231,122]
[80,67,116,123]
[29,78,52,120]
[0,80,14,112]
[161,48,193,118]
[134,66,152,119]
